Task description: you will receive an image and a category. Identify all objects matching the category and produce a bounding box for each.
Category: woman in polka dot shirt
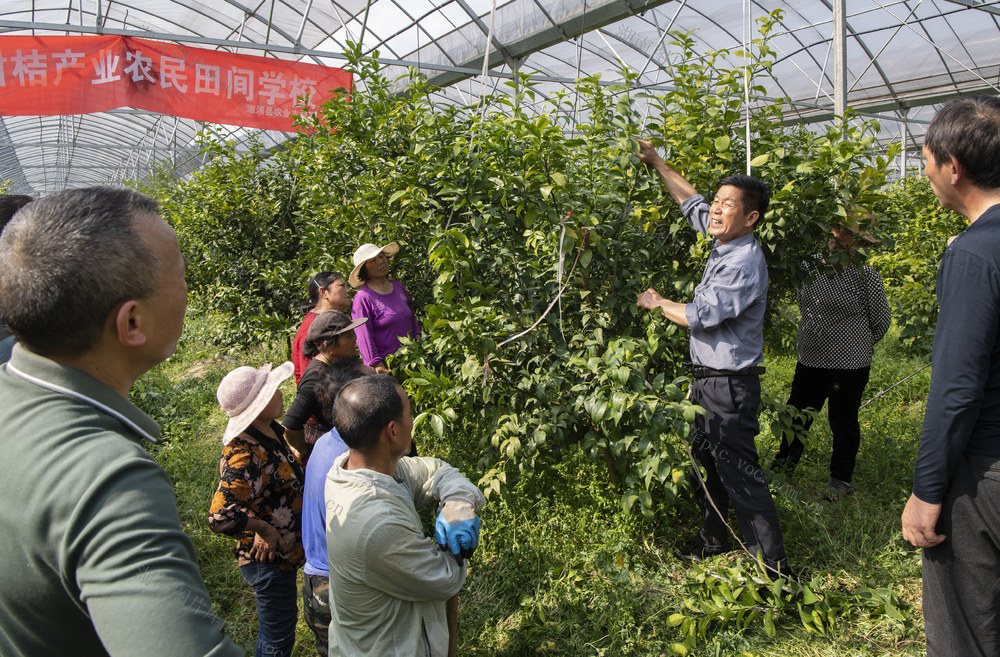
[773,221,891,500]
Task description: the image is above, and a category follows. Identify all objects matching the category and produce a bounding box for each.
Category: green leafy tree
[870,176,966,355]
[155,130,312,349]
[154,10,896,519]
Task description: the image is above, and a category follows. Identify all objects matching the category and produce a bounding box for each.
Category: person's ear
[113,299,148,348]
[381,420,399,447]
[744,209,760,228]
[949,155,965,185]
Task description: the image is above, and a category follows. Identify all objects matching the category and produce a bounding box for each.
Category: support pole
[833,0,847,121]
[743,0,751,174]
[900,111,908,178]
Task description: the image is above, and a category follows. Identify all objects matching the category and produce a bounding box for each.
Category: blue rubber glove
[435,500,480,560]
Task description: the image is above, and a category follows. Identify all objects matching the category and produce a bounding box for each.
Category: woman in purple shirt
[348,241,421,374]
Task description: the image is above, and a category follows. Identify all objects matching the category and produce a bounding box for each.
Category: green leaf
[812,609,827,635]
[749,153,770,167]
[763,610,776,637]
[715,135,731,152]
[682,405,698,423]
[595,401,609,423]
[666,613,686,627]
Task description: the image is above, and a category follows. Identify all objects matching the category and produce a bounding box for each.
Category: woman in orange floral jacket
[209,361,304,657]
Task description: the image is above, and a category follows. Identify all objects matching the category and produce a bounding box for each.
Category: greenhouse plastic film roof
[1,0,998,196]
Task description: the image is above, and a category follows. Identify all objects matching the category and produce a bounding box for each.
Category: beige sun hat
[349,241,399,288]
[217,361,293,445]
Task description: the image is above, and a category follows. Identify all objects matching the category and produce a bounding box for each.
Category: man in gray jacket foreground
[325,374,486,656]
[0,187,241,656]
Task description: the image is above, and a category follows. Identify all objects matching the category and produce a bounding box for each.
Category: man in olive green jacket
[0,187,242,657]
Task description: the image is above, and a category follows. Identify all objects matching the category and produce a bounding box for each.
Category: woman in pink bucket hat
[208,361,304,657]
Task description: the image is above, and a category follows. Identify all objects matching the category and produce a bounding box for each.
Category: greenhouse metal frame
[1,0,998,195]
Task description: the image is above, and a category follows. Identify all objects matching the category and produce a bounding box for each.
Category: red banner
[0,36,351,131]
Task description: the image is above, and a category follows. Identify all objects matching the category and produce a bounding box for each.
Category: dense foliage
[142,11,960,652]
[870,176,966,355]
[155,12,898,520]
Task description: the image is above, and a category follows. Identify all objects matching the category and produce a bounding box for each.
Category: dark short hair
[300,271,344,315]
[316,357,369,424]
[925,95,1000,190]
[332,374,403,454]
[0,195,32,232]
[718,174,770,217]
[0,186,161,356]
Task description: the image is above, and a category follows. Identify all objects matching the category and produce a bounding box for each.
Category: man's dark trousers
[688,373,786,566]
[923,453,1000,656]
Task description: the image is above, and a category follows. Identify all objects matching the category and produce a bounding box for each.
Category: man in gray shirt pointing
[635,140,789,577]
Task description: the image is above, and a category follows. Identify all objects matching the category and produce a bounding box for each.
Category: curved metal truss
[2,0,998,195]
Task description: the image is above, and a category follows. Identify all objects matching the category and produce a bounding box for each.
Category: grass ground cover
[136,311,930,656]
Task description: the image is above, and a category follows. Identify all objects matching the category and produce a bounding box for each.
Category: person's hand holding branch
[435,500,481,561]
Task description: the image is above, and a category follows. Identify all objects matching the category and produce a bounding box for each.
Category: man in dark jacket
[901,95,1000,657]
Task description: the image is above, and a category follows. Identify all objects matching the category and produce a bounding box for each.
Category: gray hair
[0,186,162,357]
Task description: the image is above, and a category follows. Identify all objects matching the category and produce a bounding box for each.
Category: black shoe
[771,441,803,475]
[678,540,734,562]
[825,478,854,502]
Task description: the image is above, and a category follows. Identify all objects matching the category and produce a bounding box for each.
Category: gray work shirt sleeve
[680,193,711,236]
